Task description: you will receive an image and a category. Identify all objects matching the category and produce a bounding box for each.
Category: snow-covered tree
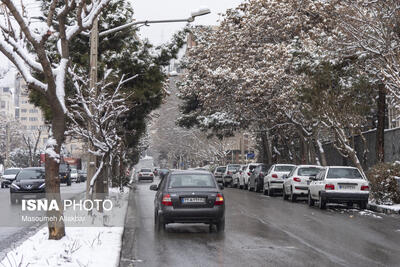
[0,0,111,239]
[68,70,130,199]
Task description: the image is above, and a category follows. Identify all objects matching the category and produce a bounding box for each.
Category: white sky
[129,0,245,45]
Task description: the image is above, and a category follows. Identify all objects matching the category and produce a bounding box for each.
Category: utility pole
[86,17,99,199]
[5,122,10,168]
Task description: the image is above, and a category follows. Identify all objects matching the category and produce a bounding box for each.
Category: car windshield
[274,165,295,172]
[168,174,216,188]
[16,169,45,180]
[141,169,151,172]
[216,167,226,172]
[71,169,77,173]
[298,167,321,176]
[228,165,241,170]
[326,168,363,179]
[4,169,19,175]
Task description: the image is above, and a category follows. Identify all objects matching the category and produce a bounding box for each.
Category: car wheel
[359,201,367,210]
[216,218,225,232]
[155,212,165,232]
[308,192,315,206]
[267,184,273,197]
[67,181,71,186]
[1,183,3,188]
[347,202,353,208]
[283,188,289,200]
[319,194,326,210]
[290,188,297,202]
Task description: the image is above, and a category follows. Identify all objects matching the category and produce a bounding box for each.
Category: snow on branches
[68,69,133,192]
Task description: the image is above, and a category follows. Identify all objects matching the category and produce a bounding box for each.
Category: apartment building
[0,87,15,120]
[15,75,49,149]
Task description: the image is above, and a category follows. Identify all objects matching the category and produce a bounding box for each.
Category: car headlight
[10,183,20,190]
[39,183,45,189]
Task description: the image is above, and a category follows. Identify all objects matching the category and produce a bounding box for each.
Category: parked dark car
[150,170,225,232]
[248,164,269,192]
[78,170,87,182]
[10,167,45,204]
[59,163,71,186]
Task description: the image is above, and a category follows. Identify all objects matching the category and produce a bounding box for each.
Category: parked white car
[308,166,369,209]
[137,168,154,182]
[283,165,322,202]
[213,166,226,184]
[232,165,246,188]
[239,163,262,190]
[263,164,295,196]
[223,164,241,187]
[70,169,79,183]
[1,168,21,188]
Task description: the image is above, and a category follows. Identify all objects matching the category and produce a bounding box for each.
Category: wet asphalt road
[120,179,400,267]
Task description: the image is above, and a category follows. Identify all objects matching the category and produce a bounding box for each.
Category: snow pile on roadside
[1,187,130,267]
[376,204,400,212]
[358,210,383,219]
[0,227,123,267]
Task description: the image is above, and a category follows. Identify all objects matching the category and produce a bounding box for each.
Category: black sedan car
[10,167,45,204]
[150,170,225,232]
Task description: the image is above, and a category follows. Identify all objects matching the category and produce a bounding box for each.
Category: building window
[0,101,5,109]
[21,108,27,113]
[43,138,47,144]
[388,106,400,129]
[30,125,38,130]
[29,117,38,121]
[29,109,38,113]
[21,117,27,121]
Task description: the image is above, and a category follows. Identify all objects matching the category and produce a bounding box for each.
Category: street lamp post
[86,8,211,196]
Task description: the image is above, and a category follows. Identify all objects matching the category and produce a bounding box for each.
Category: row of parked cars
[1,166,88,204]
[214,163,370,209]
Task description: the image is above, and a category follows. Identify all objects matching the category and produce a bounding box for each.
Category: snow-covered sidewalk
[0,187,130,267]
[368,203,400,215]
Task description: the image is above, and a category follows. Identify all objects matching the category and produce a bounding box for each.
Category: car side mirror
[218,183,224,190]
[282,174,288,179]
[149,185,158,191]
[309,176,317,181]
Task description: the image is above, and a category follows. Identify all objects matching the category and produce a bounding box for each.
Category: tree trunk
[46,110,66,240]
[316,139,327,166]
[376,84,386,163]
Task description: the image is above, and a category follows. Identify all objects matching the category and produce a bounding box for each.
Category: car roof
[327,166,359,169]
[22,167,44,170]
[274,164,296,166]
[170,170,211,175]
[296,165,323,168]
[5,168,21,170]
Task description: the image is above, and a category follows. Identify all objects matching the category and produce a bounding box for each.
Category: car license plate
[339,185,355,190]
[23,194,36,199]
[182,197,205,203]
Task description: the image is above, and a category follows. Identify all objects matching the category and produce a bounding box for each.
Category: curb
[367,203,400,215]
